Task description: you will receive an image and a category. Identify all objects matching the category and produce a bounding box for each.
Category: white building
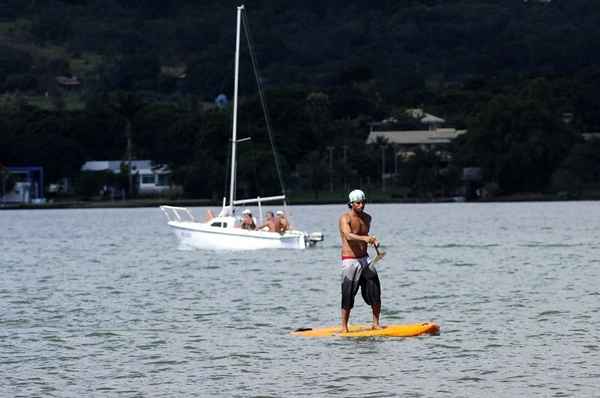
[367,108,466,156]
[366,109,467,185]
[81,160,173,195]
[366,128,466,147]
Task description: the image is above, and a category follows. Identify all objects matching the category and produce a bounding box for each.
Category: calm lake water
[1,202,599,397]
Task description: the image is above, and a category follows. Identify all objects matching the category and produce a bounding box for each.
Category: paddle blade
[371,251,386,265]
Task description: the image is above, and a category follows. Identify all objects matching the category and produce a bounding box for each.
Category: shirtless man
[258,211,276,231]
[339,189,381,333]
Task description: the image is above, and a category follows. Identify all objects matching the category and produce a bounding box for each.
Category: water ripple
[1,204,599,397]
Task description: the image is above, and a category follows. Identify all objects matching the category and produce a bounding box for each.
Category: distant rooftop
[582,132,600,141]
[371,108,447,131]
[367,108,462,145]
[56,76,80,86]
[405,108,445,125]
[81,160,169,173]
[160,65,187,79]
[367,129,466,145]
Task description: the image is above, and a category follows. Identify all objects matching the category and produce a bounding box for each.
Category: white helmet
[348,189,366,203]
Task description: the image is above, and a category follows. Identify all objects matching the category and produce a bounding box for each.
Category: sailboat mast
[229,5,244,208]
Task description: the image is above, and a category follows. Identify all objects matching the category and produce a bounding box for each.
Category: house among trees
[80,160,173,196]
[55,76,81,91]
[160,65,187,79]
[367,109,467,194]
[367,108,466,159]
[582,132,600,141]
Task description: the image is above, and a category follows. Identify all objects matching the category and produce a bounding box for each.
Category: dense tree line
[0,85,384,199]
[1,1,600,199]
[2,73,600,199]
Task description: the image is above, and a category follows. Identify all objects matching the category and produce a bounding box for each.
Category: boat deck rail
[160,205,196,223]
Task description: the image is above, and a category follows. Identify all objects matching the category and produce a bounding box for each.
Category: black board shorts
[340,257,381,310]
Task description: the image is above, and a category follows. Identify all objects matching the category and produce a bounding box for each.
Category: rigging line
[224,134,232,204]
[241,11,287,204]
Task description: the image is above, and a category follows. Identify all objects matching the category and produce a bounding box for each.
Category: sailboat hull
[168,221,308,250]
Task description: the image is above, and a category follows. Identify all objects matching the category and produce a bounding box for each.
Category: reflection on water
[1,202,599,396]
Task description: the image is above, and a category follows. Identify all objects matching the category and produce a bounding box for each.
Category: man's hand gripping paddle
[371,243,386,265]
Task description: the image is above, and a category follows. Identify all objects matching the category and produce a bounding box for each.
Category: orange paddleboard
[292,322,440,337]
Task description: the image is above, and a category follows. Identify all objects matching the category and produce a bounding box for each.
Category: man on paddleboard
[339,189,381,333]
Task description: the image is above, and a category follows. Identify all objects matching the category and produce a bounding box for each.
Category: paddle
[371,243,386,265]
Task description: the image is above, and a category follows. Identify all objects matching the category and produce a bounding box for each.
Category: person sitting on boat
[258,211,276,231]
[275,210,289,234]
[240,208,257,230]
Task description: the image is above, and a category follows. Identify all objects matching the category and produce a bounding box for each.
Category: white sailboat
[160,5,324,250]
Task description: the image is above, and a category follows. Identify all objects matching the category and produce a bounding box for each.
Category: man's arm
[366,214,380,247]
[339,214,377,245]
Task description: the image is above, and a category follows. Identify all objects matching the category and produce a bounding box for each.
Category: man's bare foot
[371,323,384,330]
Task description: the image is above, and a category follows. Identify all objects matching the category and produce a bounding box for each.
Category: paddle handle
[374,243,381,256]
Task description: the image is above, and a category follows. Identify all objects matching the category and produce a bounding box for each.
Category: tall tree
[459,93,577,194]
[109,92,146,197]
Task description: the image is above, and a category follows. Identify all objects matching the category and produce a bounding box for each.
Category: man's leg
[371,303,382,329]
[341,308,351,333]
[360,262,382,329]
[341,259,360,333]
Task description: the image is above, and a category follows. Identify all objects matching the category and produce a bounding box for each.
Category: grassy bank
[0,198,212,210]
[3,190,600,210]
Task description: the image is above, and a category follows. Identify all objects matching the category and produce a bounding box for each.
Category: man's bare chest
[349,217,369,234]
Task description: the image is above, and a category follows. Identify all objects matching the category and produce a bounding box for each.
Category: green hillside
[1,0,600,200]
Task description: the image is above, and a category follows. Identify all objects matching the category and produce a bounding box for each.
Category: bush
[550,168,582,196]
[75,171,112,199]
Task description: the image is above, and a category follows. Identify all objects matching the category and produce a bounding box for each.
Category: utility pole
[126,120,133,199]
[327,146,335,193]
[381,145,387,192]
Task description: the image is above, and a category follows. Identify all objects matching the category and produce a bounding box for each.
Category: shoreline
[1,193,598,210]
